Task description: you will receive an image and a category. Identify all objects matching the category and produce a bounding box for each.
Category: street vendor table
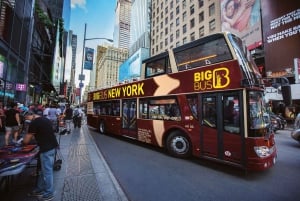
[0,144,39,191]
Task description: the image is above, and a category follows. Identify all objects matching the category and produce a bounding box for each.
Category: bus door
[121,99,137,138]
[200,92,244,165]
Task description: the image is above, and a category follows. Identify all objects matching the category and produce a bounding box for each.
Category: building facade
[95,45,128,89]
[151,0,221,56]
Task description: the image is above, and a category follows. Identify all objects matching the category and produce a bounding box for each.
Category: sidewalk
[0,125,128,201]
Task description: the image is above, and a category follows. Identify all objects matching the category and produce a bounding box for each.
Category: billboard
[119,48,150,83]
[261,0,300,74]
[221,0,262,48]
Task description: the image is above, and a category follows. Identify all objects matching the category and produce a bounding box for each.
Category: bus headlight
[254,146,271,157]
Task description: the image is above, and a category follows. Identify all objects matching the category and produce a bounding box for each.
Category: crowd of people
[0,101,84,146]
[0,101,84,200]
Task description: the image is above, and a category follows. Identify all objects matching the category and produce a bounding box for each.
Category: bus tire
[99,121,105,134]
[166,131,191,158]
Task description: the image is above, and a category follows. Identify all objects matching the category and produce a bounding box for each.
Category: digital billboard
[261,0,300,74]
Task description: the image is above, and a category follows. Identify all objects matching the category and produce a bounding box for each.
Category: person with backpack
[63,104,73,134]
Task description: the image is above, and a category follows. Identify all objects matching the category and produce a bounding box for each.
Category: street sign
[79,83,84,88]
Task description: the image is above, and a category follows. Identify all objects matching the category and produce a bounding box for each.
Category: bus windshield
[228,34,262,87]
[248,91,268,136]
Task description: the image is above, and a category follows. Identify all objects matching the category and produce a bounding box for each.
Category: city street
[90,127,300,201]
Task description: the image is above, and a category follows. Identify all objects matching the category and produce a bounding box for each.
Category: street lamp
[79,23,113,105]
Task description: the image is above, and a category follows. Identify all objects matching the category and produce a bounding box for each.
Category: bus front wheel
[99,121,105,134]
[166,131,191,158]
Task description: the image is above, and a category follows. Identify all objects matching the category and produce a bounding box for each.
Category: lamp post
[79,23,113,105]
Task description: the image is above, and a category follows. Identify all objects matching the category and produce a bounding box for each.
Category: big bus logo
[193,67,230,91]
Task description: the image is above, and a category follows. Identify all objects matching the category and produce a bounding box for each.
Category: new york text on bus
[87,32,277,171]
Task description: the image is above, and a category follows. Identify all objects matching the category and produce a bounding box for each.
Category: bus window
[139,100,148,119]
[187,94,198,119]
[175,37,232,71]
[223,96,240,133]
[202,97,216,128]
[145,57,171,77]
[248,91,267,137]
[93,101,120,116]
[140,97,181,121]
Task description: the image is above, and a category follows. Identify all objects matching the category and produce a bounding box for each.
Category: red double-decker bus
[87,32,277,171]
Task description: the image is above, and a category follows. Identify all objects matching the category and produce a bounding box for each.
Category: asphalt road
[90,128,300,201]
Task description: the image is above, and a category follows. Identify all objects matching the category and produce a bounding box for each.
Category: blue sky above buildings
[70,0,116,87]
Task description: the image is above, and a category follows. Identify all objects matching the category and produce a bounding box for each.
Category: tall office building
[113,0,132,49]
[151,0,221,56]
[129,0,151,56]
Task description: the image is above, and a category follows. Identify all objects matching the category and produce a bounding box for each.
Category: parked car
[268,112,287,132]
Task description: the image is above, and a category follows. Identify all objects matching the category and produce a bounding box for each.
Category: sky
[68,0,116,89]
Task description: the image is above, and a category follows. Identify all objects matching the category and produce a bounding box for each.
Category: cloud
[71,0,86,9]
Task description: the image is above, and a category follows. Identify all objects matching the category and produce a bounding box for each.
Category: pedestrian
[43,104,50,118]
[73,106,83,128]
[4,102,21,145]
[23,110,58,201]
[63,104,73,134]
[47,104,59,132]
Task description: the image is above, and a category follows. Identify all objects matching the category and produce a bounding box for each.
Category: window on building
[170,1,173,9]
[176,6,179,15]
[165,27,168,35]
[176,29,180,38]
[183,11,187,21]
[170,11,173,20]
[161,12,163,19]
[190,32,195,41]
[161,21,163,29]
[190,18,195,28]
[183,37,187,44]
[176,17,180,26]
[165,6,168,14]
[209,3,215,16]
[170,34,173,42]
[160,42,163,49]
[165,38,168,46]
[209,19,216,31]
[199,11,204,23]
[198,0,203,8]
[183,0,186,9]
[176,42,180,47]
[165,17,168,25]
[170,23,173,32]
[199,26,204,37]
[160,32,163,39]
[190,5,195,15]
[183,24,187,34]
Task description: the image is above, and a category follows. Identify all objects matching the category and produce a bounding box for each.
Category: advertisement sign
[84,47,94,70]
[261,0,300,73]
[15,83,27,91]
[221,0,262,48]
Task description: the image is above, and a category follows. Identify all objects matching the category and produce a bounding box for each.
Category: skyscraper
[113,0,132,49]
